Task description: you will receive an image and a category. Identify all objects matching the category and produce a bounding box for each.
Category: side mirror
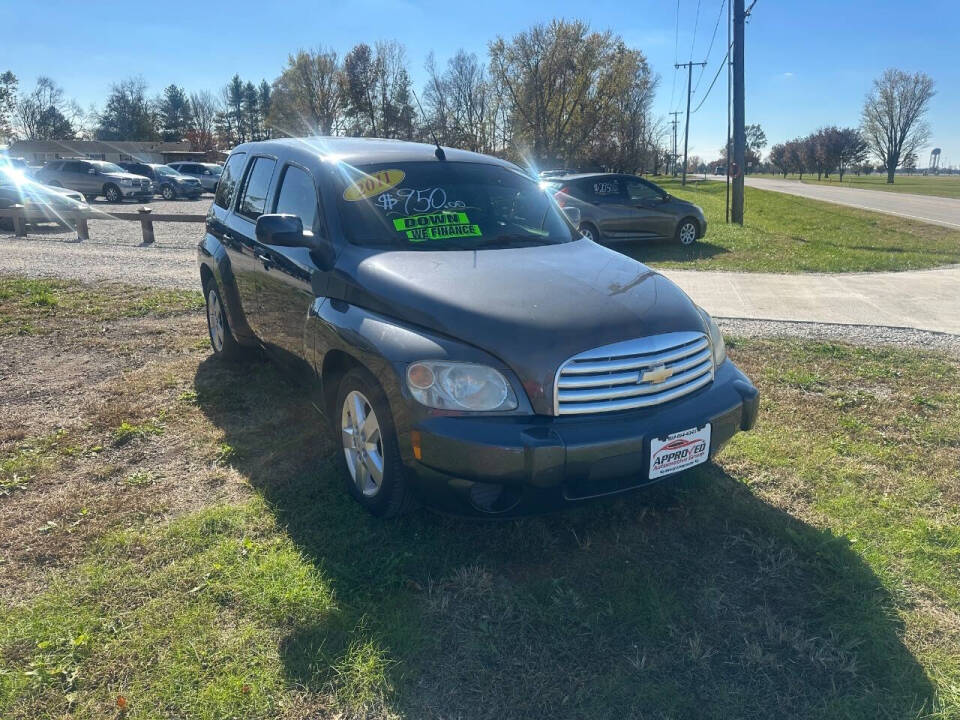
[256,213,305,247]
[256,214,336,271]
[562,206,581,226]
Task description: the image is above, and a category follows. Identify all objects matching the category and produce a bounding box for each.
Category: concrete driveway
[738,176,960,229]
[660,266,960,335]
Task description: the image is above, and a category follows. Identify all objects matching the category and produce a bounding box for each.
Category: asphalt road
[736,176,960,229]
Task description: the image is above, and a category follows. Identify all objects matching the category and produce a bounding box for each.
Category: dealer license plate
[649,424,711,479]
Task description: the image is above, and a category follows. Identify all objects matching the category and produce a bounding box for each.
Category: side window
[625,179,662,203]
[237,157,277,220]
[273,165,320,235]
[213,152,247,210]
[61,161,80,173]
[587,177,624,203]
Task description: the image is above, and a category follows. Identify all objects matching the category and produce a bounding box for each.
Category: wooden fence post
[76,212,89,241]
[138,206,154,245]
[12,205,27,237]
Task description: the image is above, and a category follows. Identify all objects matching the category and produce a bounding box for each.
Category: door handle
[255,251,273,270]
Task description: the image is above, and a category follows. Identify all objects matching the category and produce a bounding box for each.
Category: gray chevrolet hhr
[198,137,756,517]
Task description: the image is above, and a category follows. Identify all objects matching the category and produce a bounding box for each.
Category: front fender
[308,299,533,463]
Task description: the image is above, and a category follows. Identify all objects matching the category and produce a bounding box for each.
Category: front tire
[204,281,243,360]
[337,368,416,518]
[579,222,600,242]
[676,218,699,245]
[104,184,122,203]
[161,184,176,200]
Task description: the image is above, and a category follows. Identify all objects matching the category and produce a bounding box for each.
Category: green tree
[95,77,157,141]
[157,84,192,141]
[342,41,415,139]
[0,71,17,141]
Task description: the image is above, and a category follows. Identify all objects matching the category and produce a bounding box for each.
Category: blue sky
[2,0,957,166]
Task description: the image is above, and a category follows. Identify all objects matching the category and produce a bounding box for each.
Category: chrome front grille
[554,332,714,415]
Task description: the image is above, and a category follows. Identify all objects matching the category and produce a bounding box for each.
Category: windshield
[156,166,180,177]
[336,161,578,250]
[93,161,125,174]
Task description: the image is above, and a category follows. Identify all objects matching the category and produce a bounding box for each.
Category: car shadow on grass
[194,355,935,720]
[614,239,731,267]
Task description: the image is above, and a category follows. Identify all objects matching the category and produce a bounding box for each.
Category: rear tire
[336,368,416,518]
[579,222,600,242]
[676,217,699,245]
[204,281,243,360]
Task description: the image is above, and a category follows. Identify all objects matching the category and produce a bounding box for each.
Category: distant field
[627,178,960,273]
[752,173,960,200]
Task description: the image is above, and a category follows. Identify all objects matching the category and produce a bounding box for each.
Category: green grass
[625,178,960,272]
[3,335,959,719]
[754,172,960,200]
[0,276,203,335]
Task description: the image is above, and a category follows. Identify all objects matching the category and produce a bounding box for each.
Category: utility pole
[669,111,682,176]
[731,0,746,223]
[675,61,707,186]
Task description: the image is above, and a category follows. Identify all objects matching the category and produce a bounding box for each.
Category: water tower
[929,148,941,174]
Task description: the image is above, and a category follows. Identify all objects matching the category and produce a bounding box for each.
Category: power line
[669,0,681,112]
[691,40,731,113]
[694,0,727,94]
[688,0,703,61]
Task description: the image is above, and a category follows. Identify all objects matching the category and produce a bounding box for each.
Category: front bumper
[404,360,758,515]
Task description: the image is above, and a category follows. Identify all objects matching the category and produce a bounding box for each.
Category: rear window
[336,161,577,250]
[214,152,247,210]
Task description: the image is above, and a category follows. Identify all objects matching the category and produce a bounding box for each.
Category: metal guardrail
[0,204,206,244]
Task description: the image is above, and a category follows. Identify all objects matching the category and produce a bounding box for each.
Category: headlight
[406,361,518,412]
[698,308,726,366]
[121,178,132,185]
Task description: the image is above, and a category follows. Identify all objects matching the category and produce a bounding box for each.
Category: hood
[107,172,150,182]
[334,238,707,414]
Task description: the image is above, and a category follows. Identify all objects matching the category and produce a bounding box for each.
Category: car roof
[550,172,636,181]
[230,136,523,173]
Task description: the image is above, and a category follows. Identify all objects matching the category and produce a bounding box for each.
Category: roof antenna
[411,89,445,161]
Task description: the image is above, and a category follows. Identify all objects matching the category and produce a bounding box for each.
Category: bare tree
[187,91,218,151]
[489,20,636,167]
[342,41,415,139]
[269,48,343,136]
[423,50,490,152]
[861,68,935,184]
[14,76,79,140]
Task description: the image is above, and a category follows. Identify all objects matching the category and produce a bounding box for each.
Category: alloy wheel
[679,221,697,245]
[579,225,595,241]
[340,390,384,497]
[206,288,225,352]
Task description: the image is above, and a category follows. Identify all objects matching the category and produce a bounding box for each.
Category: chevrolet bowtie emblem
[641,365,675,384]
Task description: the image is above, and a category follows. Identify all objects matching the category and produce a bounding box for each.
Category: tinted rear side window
[213,152,247,210]
[238,157,277,220]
